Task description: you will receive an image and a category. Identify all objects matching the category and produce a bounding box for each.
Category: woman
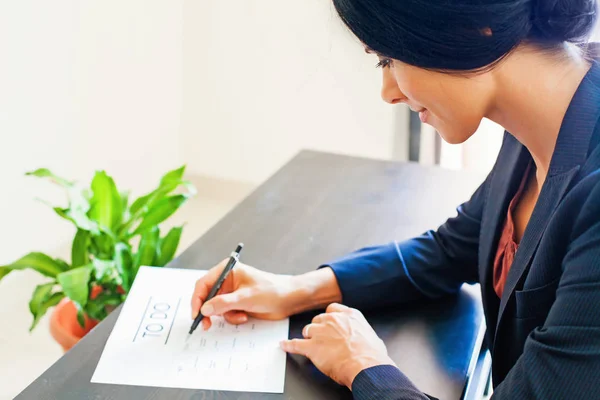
[192,0,600,398]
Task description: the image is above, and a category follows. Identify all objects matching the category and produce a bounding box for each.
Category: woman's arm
[348,174,600,400]
[286,267,343,314]
[315,134,519,313]
[321,166,493,312]
[280,170,491,316]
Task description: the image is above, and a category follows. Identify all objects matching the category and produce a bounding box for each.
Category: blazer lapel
[494,167,579,335]
[478,136,529,341]
[493,60,600,346]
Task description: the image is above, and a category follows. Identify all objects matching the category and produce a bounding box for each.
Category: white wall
[0,2,184,397]
[439,119,504,173]
[0,0,183,262]
[181,0,401,184]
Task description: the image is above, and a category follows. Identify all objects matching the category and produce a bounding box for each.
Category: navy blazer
[325,60,600,399]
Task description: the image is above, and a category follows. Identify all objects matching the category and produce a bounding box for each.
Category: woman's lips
[408,105,429,123]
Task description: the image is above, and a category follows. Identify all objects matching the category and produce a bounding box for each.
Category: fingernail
[201,304,214,315]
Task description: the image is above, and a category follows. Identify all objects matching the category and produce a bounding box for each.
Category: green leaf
[34,292,64,331]
[114,243,133,292]
[57,265,92,308]
[76,306,86,328]
[128,165,189,217]
[92,259,122,286]
[86,291,123,321]
[92,291,123,306]
[133,227,160,279]
[85,300,107,322]
[0,252,69,282]
[30,292,65,331]
[30,282,54,306]
[155,226,183,266]
[175,180,197,198]
[128,183,176,218]
[132,195,187,236]
[89,171,122,232]
[72,229,91,267]
[90,233,115,260]
[28,170,101,235]
[26,168,73,187]
[160,165,186,186]
[29,283,64,331]
[121,191,131,221]
[129,192,153,216]
[119,167,195,240]
[54,258,71,271]
[121,190,130,210]
[51,199,99,235]
[121,187,169,237]
[53,207,70,221]
[68,209,100,233]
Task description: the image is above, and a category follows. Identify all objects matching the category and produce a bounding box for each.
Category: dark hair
[333,0,599,71]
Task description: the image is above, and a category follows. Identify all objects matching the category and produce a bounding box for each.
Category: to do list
[91,267,289,393]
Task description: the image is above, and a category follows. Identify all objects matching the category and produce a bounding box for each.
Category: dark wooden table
[17,150,489,400]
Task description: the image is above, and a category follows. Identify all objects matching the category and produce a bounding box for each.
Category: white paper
[91,266,289,393]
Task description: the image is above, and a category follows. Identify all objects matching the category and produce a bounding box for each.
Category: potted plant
[0,166,196,351]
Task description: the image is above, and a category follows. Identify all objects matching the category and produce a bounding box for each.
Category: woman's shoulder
[566,167,600,231]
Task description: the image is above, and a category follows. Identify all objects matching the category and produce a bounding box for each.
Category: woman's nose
[380,69,406,105]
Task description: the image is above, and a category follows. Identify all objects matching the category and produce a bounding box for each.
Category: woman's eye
[375,58,393,69]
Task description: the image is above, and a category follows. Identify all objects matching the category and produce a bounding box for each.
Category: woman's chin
[437,128,472,145]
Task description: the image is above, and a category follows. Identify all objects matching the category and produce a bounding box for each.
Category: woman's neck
[487,43,591,189]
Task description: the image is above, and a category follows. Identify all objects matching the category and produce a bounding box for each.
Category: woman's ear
[480,27,493,37]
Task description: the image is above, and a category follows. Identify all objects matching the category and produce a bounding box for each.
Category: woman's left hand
[280,303,396,388]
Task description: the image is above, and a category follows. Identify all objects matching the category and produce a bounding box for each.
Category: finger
[312,313,326,324]
[201,317,212,331]
[224,310,249,325]
[201,288,254,316]
[191,260,229,318]
[302,323,325,339]
[326,302,350,313]
[280,339,311,357]
[302,324,312,339]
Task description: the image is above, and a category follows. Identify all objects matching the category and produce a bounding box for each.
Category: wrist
[341,356,397,389]
[286,268,342,315]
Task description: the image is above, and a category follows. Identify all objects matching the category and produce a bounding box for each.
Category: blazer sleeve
[321,169,491,311]
[351,365,435,400]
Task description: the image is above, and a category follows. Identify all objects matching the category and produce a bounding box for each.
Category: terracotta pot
[49,298,99,352]
[49,286,104,352]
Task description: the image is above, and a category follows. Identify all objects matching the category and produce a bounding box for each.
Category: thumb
[201,288,253,316]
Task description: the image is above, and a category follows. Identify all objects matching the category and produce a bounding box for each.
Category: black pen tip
[188,329,194,335]
[235,243,244,253]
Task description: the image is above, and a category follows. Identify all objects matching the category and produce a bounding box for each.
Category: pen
[188,243,244,335]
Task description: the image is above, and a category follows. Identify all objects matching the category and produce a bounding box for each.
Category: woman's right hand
[191,260,298,330]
